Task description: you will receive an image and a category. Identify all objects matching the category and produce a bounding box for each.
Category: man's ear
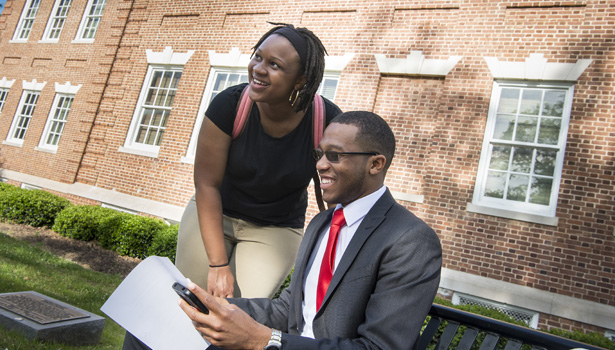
[369,155,387,175]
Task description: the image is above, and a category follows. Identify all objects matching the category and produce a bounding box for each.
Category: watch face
[265,346,281,350]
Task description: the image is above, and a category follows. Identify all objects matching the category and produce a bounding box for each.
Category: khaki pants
[175,195,303,298]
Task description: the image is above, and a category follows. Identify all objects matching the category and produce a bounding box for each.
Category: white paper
[101,256,210,349]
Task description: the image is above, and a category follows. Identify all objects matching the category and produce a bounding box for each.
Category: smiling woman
[174,24,342,301]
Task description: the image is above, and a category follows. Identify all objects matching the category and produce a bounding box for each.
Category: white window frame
[470,80,574,221]
[11,0,41,42]
[36,82,81,153]
[5,80,47,146]
[72,0,107,43]
[40,0,73,43]
[181,48,349,164]
[0,77,16,114]
[0,88,9,114]
[120,47,194,157]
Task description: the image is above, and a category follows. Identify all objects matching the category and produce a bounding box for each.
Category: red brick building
[0,0,613,337]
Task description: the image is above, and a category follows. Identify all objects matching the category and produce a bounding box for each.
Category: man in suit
[180,111,442,349]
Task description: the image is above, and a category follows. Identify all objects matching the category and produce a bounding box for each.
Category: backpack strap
[232,86,253,140]
[232,85,326,211]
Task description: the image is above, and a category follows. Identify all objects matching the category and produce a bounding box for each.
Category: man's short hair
[330,111,396,172]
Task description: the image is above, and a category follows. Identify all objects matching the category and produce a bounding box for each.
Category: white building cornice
[375,51,462,77]
[484,53,592,81]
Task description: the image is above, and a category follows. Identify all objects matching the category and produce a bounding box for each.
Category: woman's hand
[207,265,235,298]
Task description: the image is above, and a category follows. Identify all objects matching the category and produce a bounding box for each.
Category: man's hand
[207,265,235,298]
[178,282,271,350]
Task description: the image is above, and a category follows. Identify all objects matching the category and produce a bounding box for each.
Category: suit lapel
[293,209,334,329]
[316,191,395,315]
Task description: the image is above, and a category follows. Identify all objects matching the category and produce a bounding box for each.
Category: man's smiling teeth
[253,78,268,86]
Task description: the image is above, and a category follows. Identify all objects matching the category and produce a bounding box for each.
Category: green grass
[0,232,126,349]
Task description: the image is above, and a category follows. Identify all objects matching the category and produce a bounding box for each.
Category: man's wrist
[263,328,282,349]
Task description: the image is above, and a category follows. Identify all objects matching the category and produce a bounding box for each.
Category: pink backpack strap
[312,94,325,149]
[232,86,253,140]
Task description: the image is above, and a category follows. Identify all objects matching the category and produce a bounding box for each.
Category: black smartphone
[172,282,209,314]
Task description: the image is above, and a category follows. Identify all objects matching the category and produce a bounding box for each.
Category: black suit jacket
[230,189,442,349]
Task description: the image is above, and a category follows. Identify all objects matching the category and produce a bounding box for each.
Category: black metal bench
[418,304,606,350]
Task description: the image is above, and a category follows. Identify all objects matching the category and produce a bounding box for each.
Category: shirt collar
[335,185,386,228]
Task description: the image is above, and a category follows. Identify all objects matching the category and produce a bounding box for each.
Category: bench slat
[503,339,522,350]
[435,321,460,349]
[456,327,479,350]
[417,317,442,350]
[478,333,500,350]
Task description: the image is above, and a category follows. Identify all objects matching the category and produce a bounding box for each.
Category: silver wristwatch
[264,328,282,350]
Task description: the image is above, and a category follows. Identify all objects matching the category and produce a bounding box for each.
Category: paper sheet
[100,256,210,349]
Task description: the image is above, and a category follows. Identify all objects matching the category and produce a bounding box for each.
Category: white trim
[147,46,195,66]
[40,0,72,43]
[374,51,462,76]
[208,47,250,68]
[123,64,184,155]
[55,81,82,94]
[22,79,47,91]
[440,268,615,330]
[471,80,574,218]
[390,190,423,204]
[466,202,559,226]
[0,77,16,89]
[0,168,186,221]
[37,93,76,152]
[484,54,593,81]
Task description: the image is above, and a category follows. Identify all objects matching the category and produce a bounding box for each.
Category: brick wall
[0,0,613,333]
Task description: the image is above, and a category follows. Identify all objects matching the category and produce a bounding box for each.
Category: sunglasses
[312,149,379,163]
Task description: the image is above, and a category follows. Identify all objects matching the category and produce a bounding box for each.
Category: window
[123,67,182,155]
[0,88,8,113]
[12,0,41,42]
[41,0,72,42]
[74,0,107,42]
[471,81,573,218]
[7,91,41,145]
[38,94,74,151]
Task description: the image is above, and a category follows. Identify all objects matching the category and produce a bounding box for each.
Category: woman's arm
[194,116,234,298]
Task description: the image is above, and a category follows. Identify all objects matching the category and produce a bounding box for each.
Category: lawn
[0,232,126,349]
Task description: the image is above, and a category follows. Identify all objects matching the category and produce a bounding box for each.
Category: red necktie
[316,208,346,311]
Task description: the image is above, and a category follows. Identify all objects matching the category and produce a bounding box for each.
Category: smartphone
[172,282,209,314]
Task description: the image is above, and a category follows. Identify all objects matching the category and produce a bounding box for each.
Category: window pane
[510,147,532,173]
[529,177,553,205]
[515,116,538,143]
[497,88,520,114]
[493,114,515,140]
[319,78,339,101]
[0,89,8,112]
[519,90,542,115]
[534,149,557,176]
[507,174,529,202]
[485,171,506,199]
[537,118,561,145]
[213,74,229,91]
[489,145,511,170]
[543,90,565,117]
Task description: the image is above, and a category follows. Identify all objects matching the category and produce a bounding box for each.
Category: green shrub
[113,215,168,258]
[548,328,614,349]
[98,211,133,250]
[0,182,18,192]
[0,187,70,227]
[53,205,119,241]
[147,223,179,262]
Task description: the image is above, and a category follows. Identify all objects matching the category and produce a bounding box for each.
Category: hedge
[0,185,70,227]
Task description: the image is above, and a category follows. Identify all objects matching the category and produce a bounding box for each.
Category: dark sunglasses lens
[325,151,339,162]
[313,149,323,161]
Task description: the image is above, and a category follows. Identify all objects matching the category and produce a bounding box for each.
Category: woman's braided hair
[252,23,327,112]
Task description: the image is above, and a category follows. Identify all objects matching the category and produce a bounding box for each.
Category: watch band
[264,328,282,349]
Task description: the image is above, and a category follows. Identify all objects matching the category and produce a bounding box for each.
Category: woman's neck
[256,101,307,138]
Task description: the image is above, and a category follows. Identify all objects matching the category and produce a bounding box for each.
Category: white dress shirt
[301,185,386,338]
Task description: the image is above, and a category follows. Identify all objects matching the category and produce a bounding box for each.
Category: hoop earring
[289,89,300,107]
